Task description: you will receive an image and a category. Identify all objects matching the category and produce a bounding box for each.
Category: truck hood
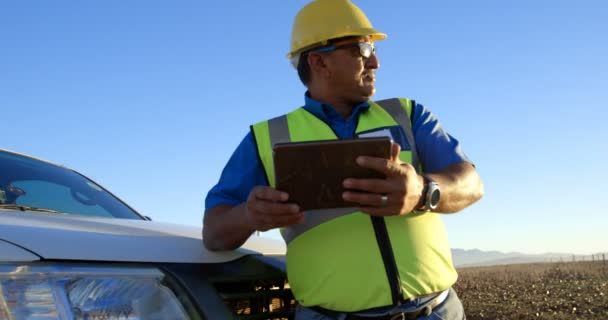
[0,210,285,264]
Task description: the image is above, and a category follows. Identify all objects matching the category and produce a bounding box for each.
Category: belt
[311,289,450,320]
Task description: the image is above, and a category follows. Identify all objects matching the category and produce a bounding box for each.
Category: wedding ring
[380,195,388,207]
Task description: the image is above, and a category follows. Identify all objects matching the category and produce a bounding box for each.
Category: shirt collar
[303,92,370,122]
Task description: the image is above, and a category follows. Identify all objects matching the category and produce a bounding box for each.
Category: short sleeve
[412,103,471,173]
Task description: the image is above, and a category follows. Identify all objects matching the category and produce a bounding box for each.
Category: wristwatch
[418,175,441,212]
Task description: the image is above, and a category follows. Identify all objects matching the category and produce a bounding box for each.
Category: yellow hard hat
[288,0,387,59]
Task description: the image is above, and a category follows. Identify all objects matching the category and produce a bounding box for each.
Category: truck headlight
[0,264,191,319]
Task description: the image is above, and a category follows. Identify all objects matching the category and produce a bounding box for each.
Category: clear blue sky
[2,1,606,255]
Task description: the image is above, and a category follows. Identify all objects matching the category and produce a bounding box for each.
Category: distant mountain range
[451,248,607,267]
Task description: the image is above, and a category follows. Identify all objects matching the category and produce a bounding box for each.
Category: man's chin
[361,86,376,99]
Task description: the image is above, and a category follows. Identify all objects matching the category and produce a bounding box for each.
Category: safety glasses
[311,41,376,59]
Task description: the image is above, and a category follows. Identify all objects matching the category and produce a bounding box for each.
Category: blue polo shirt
[205,94,470,210]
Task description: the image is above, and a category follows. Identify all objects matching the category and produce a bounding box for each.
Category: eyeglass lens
[358,42,375,58]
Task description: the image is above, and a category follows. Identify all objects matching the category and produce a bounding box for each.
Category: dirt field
[454,261,608,320]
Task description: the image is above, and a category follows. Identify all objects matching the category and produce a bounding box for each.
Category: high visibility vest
[251,98,457,312]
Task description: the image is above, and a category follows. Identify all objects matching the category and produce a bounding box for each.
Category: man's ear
[308,53,331,78]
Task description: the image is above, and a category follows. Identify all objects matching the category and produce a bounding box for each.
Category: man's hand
[342,143,424,216]
[245,186,304,231]
[341,142,484,216]
[203,186,303,251]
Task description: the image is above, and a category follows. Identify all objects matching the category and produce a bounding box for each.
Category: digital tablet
[273,137,392,211]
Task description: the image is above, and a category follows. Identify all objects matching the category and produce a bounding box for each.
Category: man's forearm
[203,203,255,251]
[426,162,484,213]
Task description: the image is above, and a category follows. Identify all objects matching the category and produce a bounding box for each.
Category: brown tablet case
[273,137,392,211]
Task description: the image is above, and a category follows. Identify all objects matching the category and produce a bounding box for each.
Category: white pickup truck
[0,148,294,320]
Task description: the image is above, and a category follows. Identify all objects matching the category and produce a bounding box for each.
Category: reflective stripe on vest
[374,98,420,170]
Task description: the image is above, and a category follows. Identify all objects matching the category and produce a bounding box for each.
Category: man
[204,0,484,319]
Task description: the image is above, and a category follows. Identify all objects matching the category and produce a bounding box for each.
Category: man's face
[323,36,380,104]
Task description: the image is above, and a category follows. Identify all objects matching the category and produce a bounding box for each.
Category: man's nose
[365,52,379,69]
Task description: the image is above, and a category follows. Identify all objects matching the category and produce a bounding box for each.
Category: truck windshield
[0,150,143,220]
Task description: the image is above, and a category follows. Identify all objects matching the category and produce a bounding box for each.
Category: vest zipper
[370,216,402,305]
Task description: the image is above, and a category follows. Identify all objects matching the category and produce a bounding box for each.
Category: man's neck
[308,90,357,120]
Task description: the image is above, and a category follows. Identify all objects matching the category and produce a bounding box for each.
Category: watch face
[430,189,441,207]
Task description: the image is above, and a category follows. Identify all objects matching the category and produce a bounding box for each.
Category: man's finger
[343,178,393,194]
[343,191,390,207]
[257,211,305,230]
[251,200,300,216]
[390,142,401,162]
[356,156,400,176]
[251,186,288,202]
